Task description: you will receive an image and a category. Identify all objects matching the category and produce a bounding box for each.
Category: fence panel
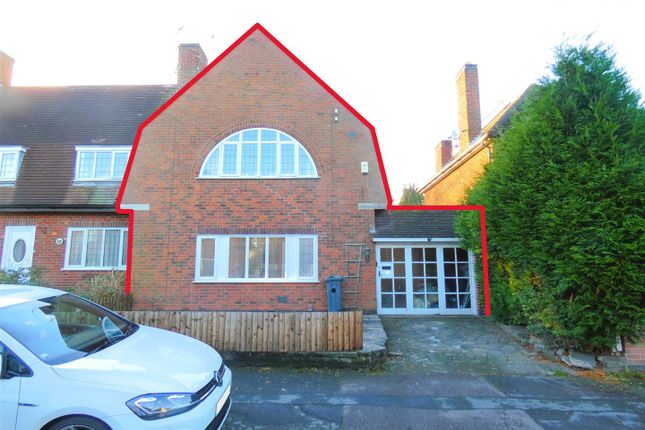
[119,310,363,352]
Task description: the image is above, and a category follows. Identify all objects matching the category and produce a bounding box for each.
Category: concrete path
[223,316,644,429]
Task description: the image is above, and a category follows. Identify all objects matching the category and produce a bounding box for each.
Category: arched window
[199,128,318,178]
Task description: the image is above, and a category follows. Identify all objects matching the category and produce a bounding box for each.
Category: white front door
[376,243,477,315]
[1,226,36,271]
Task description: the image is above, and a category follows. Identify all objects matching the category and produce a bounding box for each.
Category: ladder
[343,243,365,309]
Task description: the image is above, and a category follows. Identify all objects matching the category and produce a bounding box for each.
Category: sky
[2,0,644,201]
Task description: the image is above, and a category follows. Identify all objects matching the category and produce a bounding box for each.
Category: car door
[0,342,21,430]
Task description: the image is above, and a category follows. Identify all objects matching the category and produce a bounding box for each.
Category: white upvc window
[199,128,318,179]
[0,146,26,182]
[74,145,131,181]
[64,227,128,270]
[195,234,318,282]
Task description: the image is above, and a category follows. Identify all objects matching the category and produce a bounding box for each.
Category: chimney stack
[0,50,14,87]
[177,44,207,88]
[435,140,453,173]
[456,63,481,152]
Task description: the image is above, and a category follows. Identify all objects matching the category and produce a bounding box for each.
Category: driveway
[382,316,562,375]
[223,316,644,429]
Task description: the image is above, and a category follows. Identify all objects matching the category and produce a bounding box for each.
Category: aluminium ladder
[343,243,365,309]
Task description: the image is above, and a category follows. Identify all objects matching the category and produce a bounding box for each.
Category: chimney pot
[0,50,15,87]
[177,43,207,88]
[456,63,481,153]
[435,139,453,173]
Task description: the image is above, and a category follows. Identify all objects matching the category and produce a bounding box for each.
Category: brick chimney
[177,43,207,88]
[0,50,14,87]
[435,140,453,173]
[456,63,481,152]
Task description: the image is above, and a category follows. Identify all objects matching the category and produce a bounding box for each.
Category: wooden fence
[119,310,363,353]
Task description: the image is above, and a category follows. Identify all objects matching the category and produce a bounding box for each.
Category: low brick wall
[625,340,645,368]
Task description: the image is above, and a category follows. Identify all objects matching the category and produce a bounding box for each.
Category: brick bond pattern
[0,213,127,289]
[122,30,387,311]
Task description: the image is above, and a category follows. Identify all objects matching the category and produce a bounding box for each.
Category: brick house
[119,25,482,315]
[0,49,172,289]
[0,26,483,317]
[420,64,532,205]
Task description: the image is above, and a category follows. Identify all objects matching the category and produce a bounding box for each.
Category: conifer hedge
[456,42,645,351]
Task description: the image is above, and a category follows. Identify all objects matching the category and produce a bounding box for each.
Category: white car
[0,285,231,430]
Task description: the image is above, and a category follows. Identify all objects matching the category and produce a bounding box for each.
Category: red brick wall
[423,144,490,205]
[0,213,127,290]
[625,340,645,367]
[122,30,386,311]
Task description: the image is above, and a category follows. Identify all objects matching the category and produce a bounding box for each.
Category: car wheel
[46,416,110,430]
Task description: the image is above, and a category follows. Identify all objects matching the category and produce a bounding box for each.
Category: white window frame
[195,234,318,283]
[0,146,26,182]
[198,128,318,179]
[63,227,128,270]
[74,145,131,182]
[375,242,477,316]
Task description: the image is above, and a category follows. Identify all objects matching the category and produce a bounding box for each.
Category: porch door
[376,247,407,313]
[1,226,36,270]
[376,244,476,315]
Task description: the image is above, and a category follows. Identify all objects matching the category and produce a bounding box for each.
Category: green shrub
[70,271,133,311]
[0,267,46,286]
[456,41,645,352]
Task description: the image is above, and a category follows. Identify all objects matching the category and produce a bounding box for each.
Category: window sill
[196,176,320,180]
[73,180,122,186]
[62,267,126,271]
[193,279,320,284]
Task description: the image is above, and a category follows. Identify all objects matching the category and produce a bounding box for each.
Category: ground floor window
[65,228,127,270]
[195,235,317,282]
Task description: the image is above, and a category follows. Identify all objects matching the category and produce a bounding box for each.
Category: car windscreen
[0,293,137,365]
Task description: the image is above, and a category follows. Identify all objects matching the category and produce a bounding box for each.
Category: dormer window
[75,146,131,181]
[0,146,26,182]
[199,128,318,178]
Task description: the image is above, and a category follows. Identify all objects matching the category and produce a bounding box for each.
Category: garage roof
[373,210,457,239]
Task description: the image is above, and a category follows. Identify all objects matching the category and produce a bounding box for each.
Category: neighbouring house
[119,25,482,315]
[0,49,173,289]
[420,63,532,205]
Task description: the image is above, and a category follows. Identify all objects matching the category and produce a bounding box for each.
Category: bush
[0,267,46,286]
[456,41,645,352]
[70,271,133,311]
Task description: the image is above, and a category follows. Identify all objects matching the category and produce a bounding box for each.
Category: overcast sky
[2,0,643,200]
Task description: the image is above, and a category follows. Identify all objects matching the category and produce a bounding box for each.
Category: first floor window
[195,234,316,282]
[0,147,26,181]
[65,228,127,270]
[74,146,131,181]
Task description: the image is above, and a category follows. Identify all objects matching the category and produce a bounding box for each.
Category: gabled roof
[0,85,173,145]
[374,209,456,238]
[0,85,173,210]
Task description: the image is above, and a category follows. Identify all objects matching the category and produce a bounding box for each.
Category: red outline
[116,23,491,317]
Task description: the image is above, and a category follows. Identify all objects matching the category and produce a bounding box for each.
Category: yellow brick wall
[423,145,491,205]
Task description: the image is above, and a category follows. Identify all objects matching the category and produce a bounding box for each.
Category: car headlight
[126,392,199,420]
